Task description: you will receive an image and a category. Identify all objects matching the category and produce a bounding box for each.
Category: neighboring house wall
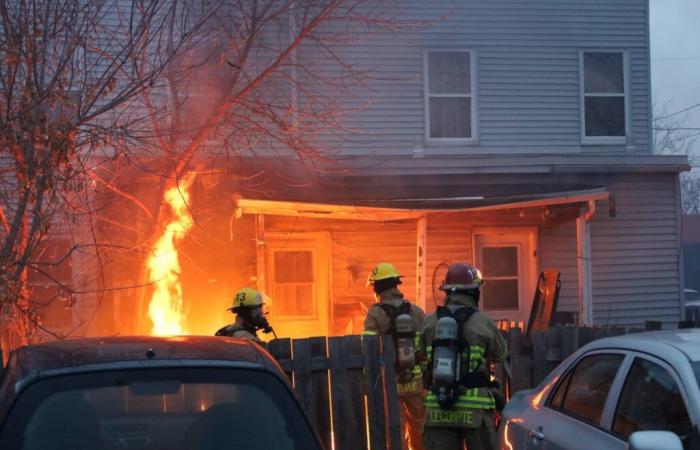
[313,0,651,158]
[682,215,700,292]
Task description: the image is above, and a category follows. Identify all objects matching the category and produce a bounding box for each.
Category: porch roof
[237,186,609,221]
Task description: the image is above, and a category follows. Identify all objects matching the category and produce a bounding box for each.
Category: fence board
[531,331,547,386]
[293,338,313,413]
[381,337,402,450]
[346,336,368,450]
[507,328,532,393]
[309,337,332,450]
[362,335,387,450]
[268,338,292,380]
[330,337,357,450]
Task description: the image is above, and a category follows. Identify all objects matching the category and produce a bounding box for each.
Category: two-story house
[38,0,689,340]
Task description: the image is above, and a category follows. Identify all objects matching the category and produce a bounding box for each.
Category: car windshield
[0,368,319,450]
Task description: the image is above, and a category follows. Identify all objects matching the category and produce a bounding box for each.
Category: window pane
[613,358,693,441]
[428,52,471,94]
[429,97,471,138]
[585,97,625,137]
[6,370,317,450]
[549,370,574,410]
[482,247,518,277]
[560,354,624,424]
[274,251,313,283]
[482,279,518,311]
[584,53,624,93]
[274,284,314,316]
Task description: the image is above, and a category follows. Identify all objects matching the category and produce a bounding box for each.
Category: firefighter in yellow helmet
[420,263,508,450]
[363,262,426,450]
[215,288,276,343]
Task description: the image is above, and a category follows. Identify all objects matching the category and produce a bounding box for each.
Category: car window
[613,358,693,446]
[547,353,624,425]
[0,368,319,450]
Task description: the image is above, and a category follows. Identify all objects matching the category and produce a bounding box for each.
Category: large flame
[147,175,196,335]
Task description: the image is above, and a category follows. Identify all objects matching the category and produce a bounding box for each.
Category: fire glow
[147,175,196,335]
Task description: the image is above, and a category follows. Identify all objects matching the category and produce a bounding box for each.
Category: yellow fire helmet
[367,262,402,286]
[228,287,265,311]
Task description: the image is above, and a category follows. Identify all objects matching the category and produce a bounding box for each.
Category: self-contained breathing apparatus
[428,306,499,409]
[373,301,417,383]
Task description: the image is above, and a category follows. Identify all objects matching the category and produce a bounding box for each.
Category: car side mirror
[627,431,683,450]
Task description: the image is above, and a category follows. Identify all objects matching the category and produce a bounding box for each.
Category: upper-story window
[424,50,476,142]
[580,51,629,144]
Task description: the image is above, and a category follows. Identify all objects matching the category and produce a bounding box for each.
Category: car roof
[590,329,700,362]
[6,336,272,380]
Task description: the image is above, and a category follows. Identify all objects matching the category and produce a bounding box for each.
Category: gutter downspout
[577,200,596,326]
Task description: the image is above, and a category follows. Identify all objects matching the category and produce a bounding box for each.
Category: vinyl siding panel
[308,0,651,160]
[538,221,579,315]
[590,173,682,327]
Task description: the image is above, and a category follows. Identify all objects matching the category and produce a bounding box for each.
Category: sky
[650,0,700,160]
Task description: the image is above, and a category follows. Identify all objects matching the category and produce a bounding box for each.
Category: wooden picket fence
[268,325,659,450]
[267,335,403,450]
[497,325,648,395]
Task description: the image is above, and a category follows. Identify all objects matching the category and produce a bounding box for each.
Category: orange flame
[147,175,196,335]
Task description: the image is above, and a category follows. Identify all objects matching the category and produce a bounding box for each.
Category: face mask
[248,307,273,333]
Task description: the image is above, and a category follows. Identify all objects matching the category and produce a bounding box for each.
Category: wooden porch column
[255,214,266,291]
[576,201,596,326]
[416,216,427,310]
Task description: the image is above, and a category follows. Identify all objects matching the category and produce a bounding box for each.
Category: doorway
[473,228,538,324]
[265,232,330,339]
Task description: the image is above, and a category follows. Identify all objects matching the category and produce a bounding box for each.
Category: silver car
[498,329,700,450]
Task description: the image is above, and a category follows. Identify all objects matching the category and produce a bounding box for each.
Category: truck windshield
[0,368,319,450]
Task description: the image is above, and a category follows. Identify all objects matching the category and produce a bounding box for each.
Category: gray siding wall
[313,0,651,158]
[539,221,579,315]
[590,173,682,327]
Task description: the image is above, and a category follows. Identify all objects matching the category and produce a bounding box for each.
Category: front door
[265,232,330,339]
[473,228,537,324]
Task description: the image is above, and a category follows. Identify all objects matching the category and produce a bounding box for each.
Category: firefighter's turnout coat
[215,321,262,343]
[363,288,426,395]
[420,293,508,428]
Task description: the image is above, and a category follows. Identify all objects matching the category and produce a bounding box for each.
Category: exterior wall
[312,0,651,159]
[589,173,682,326]
[538,221,579,316]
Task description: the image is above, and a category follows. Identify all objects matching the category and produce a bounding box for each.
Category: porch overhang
[236,187,609,221]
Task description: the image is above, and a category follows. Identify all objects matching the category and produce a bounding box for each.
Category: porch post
[576,201,596,326]
[255,214,266,291]
[416,215,427,310]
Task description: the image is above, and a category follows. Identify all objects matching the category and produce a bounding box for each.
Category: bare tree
[84,0,404,333]
[653,103,700,214]
[0,0,212,358]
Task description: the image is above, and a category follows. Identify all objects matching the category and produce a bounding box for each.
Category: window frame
[579,49,631,146]
[270,248,317,319]
[423,49,479,145]
[545,350,632,431]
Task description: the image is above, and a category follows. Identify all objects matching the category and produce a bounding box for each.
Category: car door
[522,352,629,450]
[606,355,698,449]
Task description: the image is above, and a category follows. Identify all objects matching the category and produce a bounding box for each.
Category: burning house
[25,0,688,342]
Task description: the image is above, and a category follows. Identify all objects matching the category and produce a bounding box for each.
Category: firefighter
[420,263,508,450]
[215,287,275,343]
[363,262,426,450]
